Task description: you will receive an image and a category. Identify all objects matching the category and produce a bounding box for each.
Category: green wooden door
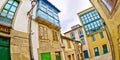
[41,52,51,60]
[0,37,10,60]
[55,52,61,60]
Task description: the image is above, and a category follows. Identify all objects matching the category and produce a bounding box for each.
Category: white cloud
[48,0,92,33]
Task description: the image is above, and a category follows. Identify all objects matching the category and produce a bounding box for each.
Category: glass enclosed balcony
[36,9,60,27]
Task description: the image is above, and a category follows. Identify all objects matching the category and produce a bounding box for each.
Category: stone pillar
[10,30,30,60]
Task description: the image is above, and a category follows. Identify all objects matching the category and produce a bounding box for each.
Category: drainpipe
[60,34,66,60]
[27,0,37,60]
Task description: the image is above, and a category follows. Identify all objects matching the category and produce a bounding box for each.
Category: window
[68,55,71,60]
[78,30,84,38]
[102,0,118,13]
[54,13,58,20]
[72,54,75,60]
[1,0,19,19]
[91,35,96,42]
[55,52,61,60]
[94,47,100,56]
[67,40,71,48]
[52,31,58,41]
[39,26,48,40]
[41,5,47,12]
[70,32,75,40]
[83,50,89,58]
[112,0,114,2]
[102,44,108,54]
[99,32,104,39]
[81,38,85,45]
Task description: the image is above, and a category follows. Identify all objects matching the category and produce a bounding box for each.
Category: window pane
[7,12,14,19]
[1,10,8,16]
[41,6,46,12]
[13,1,18,7]
[102,44,108,54]
[83,50,89,58]
[4,4,11,10]
[8,0,14,4]
[7,13,13,19]
[100,32,104,39]
[94,47,100,56]
[10,6,16,12]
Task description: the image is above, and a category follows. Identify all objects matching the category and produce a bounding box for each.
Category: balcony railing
[36,10,60,27]
[0,13,12,27]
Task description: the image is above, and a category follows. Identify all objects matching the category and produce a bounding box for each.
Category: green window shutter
[41,52,51,60]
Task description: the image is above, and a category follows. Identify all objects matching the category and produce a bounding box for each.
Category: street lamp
[27,0,37,60]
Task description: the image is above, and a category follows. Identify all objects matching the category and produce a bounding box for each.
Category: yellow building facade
[77,7,112,60]
[89,0,120,60]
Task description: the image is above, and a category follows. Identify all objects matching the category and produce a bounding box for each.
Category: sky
[48,0,92,33]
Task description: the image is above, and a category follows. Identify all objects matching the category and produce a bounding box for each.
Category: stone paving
[84,53,112,60]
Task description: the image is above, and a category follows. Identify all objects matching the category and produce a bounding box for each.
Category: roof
[64,25,82,34]
[62,36,73,41]
[77,7,94,16]
[62,36,80,42]
[38,0,60,12]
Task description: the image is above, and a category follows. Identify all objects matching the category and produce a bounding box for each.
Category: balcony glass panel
[37,10,60,27]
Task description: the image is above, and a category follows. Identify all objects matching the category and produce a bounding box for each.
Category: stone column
[10,30,30,60]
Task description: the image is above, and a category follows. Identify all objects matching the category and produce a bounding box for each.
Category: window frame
[101,0,118,14]
[1,0,19,19]
[99,32,104,39]
[70,32,75,40]
[94,47,100,56]
[52,30,58,41]
[83,50,89,58]
[102,44,108,54]
[39,25,48,40]
[91,35,96,42]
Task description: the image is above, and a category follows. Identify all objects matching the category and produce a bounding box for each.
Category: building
[61,36,82,60]
[64,24,90,60]
[0,0,32,60]
[31,0,64,60]
[89,0,120,60]
[77,7,112,60]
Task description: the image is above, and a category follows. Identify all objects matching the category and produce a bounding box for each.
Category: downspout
[27,0,37,60]
[60,34,66,60]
